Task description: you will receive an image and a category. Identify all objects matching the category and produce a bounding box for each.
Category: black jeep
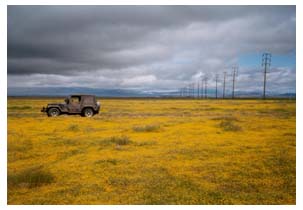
[41,95,100,117]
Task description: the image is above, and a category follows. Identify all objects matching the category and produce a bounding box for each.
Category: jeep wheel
[48,108,60,117]
[83,108,94,117]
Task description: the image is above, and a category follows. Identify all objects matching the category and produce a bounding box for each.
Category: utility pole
[215,74,219,99]
[232,66,238,99]
[200,76,204,99]
[185,86,188,97]
[223,72,226,99]
[190,84,193,97]
[204,77,207,99]
[190,83,194,98]
[262,52,271,99]
[197,81,200,98]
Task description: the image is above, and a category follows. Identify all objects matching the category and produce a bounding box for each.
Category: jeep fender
[47,105,64,112]
[81,106,96,113]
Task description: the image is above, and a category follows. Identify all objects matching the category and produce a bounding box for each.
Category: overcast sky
[7,6,296,95]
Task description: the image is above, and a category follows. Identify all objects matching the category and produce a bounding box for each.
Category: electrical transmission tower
[223,72,227,99]
[204,77,208,99]
[232,66,238,99]
[189,83,194,98]
[262,52,271,99]
[185,86,188,97]
[200,76,204,99]
[197,81,200,98]
[215,74,219,99]
[181,87,185,97]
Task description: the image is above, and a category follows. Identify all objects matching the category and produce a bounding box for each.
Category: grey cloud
[7,6,295,94]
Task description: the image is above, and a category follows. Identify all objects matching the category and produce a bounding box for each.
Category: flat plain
[7,98,296,204]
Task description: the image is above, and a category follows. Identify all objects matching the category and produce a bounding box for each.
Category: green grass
[98,135,132,146]
[94,159,119,165]
[8,106,32,110]
[133,124,160,132]
[67,124,80,131]
[219,120,242,132]
[8,166,55,188]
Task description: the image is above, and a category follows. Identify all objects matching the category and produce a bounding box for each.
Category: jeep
[41,95,100,117]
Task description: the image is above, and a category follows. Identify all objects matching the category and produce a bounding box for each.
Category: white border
[296,0,302,208]
[0,0,7,207]
[2,0,300,6]
[1,0,301,209]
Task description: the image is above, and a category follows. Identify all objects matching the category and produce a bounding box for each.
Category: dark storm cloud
[7,5,295,93]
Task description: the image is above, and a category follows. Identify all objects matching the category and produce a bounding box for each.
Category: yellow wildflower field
[7,98,296,204]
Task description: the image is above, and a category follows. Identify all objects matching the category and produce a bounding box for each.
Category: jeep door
[68,96,81,113]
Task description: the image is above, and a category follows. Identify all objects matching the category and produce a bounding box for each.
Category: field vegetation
[7,98,296,204]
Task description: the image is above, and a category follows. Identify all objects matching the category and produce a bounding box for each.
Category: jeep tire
[48,108,60,117]
[83,108,94,117]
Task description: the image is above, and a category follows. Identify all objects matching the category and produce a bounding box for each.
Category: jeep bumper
[41,107,47,112]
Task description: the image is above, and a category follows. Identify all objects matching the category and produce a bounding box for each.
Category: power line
[197,81,200,98]
[262,52,272,99]
[178,51,274,100]
[232,66,238,99]
[200,76,204,99]
[181,87,185,97]
[204,76,208,99]
[223,72,227,99]
[215,74,219,99]
[185,86,188,97]
[188,83,194,98]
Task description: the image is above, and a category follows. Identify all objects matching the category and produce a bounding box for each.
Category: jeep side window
[71,96,80,104]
